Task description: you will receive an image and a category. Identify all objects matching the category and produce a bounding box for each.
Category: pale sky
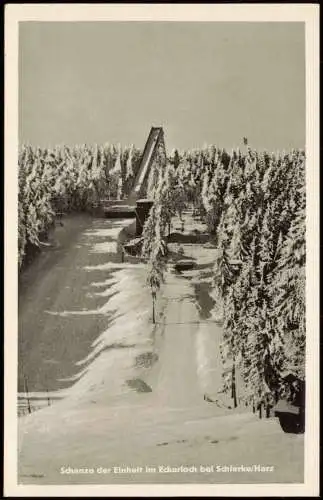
[19,22,305,152]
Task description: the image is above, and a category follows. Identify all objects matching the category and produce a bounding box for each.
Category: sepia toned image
[4,4,319,498]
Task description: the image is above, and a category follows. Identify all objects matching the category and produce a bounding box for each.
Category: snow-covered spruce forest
[18,143,142,267]
[18,143,306,413]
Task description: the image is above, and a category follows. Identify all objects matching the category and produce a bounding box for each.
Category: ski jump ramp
[104,126,165,218]
[129,126,164,203]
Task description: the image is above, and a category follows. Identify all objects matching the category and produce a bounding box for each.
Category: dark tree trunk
[231,364,238,408]
[152,296,155,324]
[259,403,263,419]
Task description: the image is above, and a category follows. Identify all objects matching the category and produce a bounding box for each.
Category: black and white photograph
[4,4,319,497]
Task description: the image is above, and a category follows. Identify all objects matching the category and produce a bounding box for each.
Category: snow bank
[45,265,155,402]
[89,241,118,253]
[84,262,145,271]
[83,220,130,239]
[80,219,131,253]
[180,244,215,265]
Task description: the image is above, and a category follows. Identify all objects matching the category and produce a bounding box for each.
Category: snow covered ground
[17,211,304,485]
[18,216,155,409]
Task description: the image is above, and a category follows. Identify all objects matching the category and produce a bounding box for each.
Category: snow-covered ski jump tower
[104,126,166,235]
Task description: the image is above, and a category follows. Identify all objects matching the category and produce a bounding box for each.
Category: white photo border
[4,3,320,497]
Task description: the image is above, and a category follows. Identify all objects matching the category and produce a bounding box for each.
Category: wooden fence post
[24,376,32,414]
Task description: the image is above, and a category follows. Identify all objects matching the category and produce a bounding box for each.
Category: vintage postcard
[4,3,320,497]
